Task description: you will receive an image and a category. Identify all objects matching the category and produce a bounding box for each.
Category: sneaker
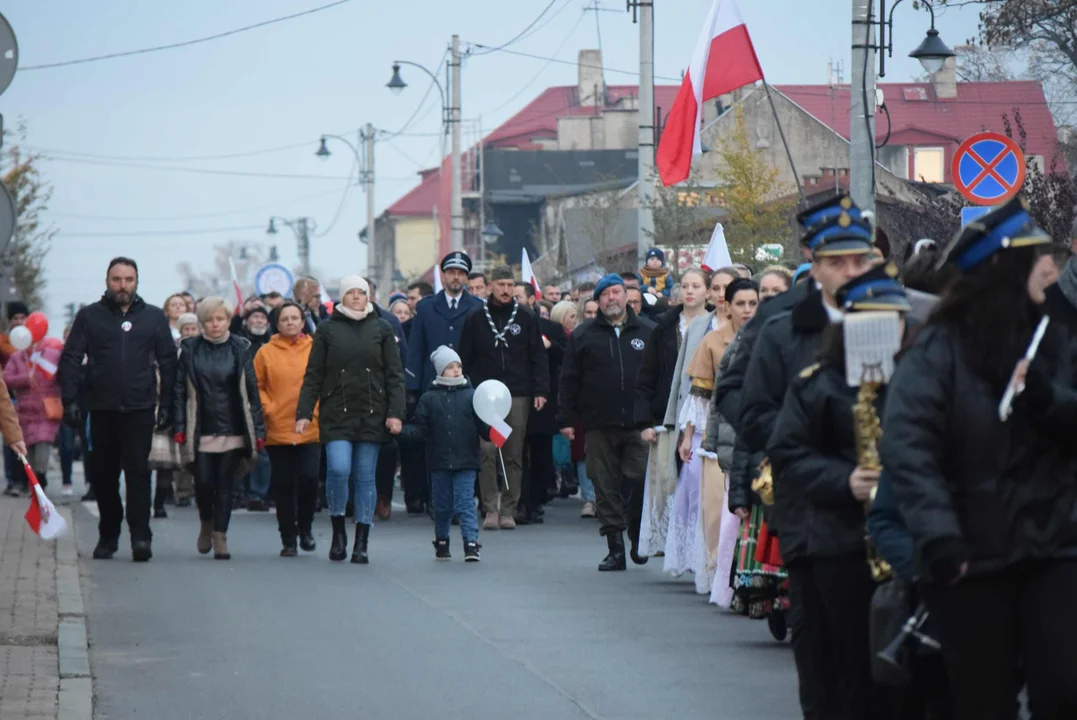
[464,541,481,562]
[499,515,516,530]
[3,486,19,497]
[61,486,74,497]
[482,512,499,531]
[581,501,596,518]
[433,538,451,561]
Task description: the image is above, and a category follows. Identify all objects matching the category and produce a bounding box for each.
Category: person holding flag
[4,320,62,491]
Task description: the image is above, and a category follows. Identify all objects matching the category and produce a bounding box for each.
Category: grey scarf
[434,375,467,387]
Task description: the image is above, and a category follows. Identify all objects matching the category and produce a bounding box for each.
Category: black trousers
[266,444,319,544]
[787,554,882,720]
[89,409,155,542]
[522,434,554,513]
[194,449,244,533]
[375,439,398,502]
[584,428,647,538]
[924,559,1077,720]
[399,408,429,509]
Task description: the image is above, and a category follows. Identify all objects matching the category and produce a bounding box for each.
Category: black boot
[153,489,168,519]
[92,536,118,560]
[351,523,370,564]
[299,530,316,553]
[598,533,627,572]
[131,539,153,562]
[328,516,347,562]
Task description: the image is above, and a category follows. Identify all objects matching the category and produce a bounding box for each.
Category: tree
[177,242,268,300]
[1,127,55,309]
[647,170,723,280]
[712,106,798,262]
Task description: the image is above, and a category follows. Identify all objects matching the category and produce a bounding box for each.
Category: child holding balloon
[401,346,490,562]
[3,311,61,489]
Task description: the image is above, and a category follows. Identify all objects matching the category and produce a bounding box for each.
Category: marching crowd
[0,190,1074,717]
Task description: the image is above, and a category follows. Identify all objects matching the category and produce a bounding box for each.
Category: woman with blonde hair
[172,296,266,559]
[550,300,578,334]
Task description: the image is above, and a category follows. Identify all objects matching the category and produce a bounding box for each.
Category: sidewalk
[0,495,59,718]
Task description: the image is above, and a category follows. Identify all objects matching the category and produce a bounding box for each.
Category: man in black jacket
[59,257,177,562]
[558,274,655,571]
[458,265,549,530]
[740,195,876,717]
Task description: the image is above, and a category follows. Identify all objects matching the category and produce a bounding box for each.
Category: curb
[55,506,92,720]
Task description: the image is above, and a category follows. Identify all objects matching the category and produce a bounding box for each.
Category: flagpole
[762,81,807,207]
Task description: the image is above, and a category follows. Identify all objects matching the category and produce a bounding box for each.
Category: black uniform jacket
[633,305,685,426]
[458,299,549,399]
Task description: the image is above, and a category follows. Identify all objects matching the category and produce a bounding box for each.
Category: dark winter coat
[374,303,409,362]
[866,470,916,582]
[557,308,655,431]
[59,293,177,414]
[405,290,482,391]
[527,319,566,436]
[767,362,875,564]
[714,281,810,434]
[296,307,406,444]
[633,306,684,426]
[458,299,549,399]
[400,379,489,471]
[880,323,1077,581]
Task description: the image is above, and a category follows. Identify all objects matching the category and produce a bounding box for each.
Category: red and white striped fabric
[521,248,542,301]
[656,0,764,186]
[29,347,59,381]
[228,258,244,316]
[22,457,66,540]
[488,416,512,448]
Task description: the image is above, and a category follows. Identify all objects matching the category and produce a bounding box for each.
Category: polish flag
[656,0,764,186]
[22,457,66,540]
[228,258,244,316]
[30,339,62,381]
[521,248,542,301]
[488,416,512,448]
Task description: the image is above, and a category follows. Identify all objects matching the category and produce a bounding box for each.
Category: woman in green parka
[296,275,406,564]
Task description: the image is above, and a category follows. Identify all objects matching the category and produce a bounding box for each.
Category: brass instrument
[752,460,774,505]
[853,368,893,583]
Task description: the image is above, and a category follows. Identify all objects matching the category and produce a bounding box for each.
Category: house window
[912,147,945,183]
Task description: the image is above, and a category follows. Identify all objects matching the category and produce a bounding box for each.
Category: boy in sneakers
[402,346,486,561]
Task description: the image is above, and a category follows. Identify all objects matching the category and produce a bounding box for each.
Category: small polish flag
[22,457,66,540]
[488,416,513,448]
[656,0,764,186]
[521,248,542,301]
[228,258,244,316]
[433,266,444,294]
[701,222,734,272]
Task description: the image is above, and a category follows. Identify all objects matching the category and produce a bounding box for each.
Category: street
[73,498,800,720]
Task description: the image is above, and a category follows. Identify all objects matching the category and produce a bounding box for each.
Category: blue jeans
[57,425,76,486]
[577,460,596,502]
[325,440,380,524]
[246,449,271,500]
[431,470,479,542]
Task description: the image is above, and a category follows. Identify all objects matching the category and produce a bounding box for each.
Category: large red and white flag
[521,248,542,301]
[22,457,66,540]
[656,0,764,186]
[228,258,244,316]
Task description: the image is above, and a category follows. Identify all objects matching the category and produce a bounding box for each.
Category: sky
[1,0,982,322]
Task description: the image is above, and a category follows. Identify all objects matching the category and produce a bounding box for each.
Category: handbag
[43,397,63,422]
[147,431,193,471]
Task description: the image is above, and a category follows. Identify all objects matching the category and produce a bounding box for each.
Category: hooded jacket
[253,333,319,446]
[400,379,489,471]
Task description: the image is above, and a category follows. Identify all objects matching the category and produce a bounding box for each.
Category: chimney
[578,50,605,107]
[931,56,957,100]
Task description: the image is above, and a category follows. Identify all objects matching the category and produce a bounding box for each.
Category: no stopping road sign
[952,132,1026,206]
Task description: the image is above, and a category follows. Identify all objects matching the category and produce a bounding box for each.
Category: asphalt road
[73,497,801,719]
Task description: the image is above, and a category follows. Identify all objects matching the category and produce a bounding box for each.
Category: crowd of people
[0,190,1074,717]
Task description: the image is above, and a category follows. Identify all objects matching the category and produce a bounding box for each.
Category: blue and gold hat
[835,263,911,313]
[941,196,1051,271]
[796,193,874,258]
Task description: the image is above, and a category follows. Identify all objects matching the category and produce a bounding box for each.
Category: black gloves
[155,409,173,433]
[62,402,81,430]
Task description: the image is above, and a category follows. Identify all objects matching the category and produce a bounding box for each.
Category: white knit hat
[430,345,461,376]
[339,275,369,298]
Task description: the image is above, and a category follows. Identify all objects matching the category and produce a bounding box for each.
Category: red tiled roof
[385,168,441,217]
[778,81,1062,169]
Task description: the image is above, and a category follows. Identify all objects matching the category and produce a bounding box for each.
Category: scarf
[336,304,374,322]
[434,375,467,387]
[483,298,519,348]
[202,331,230,345]
[639,265,668,280]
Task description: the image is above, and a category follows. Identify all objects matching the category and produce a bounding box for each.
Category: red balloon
[24,312,48,343]
[41,337,64,351]
[323,301,334,314]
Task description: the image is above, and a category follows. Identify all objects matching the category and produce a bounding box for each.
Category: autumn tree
[646,169,723,280]
[1,128,55,309]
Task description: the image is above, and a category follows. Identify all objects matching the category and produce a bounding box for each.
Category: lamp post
[480,220,503,269]
[851,0,954,214]
[388,35,463,254]
[316,127,387,296]
[267,216,314,277]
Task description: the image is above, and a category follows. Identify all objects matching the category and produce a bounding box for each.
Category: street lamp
[267,216,314,276]
[266,218,278,235]
[385,60,447,124]
[481,221,503,244]
[315,136,331,160]
[386,63,407,95]
[878,0,955,78]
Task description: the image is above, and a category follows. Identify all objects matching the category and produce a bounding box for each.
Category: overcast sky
[2,0,980,319]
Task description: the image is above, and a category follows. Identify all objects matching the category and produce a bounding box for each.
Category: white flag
[702,222,733,271]
[521,248,542,300]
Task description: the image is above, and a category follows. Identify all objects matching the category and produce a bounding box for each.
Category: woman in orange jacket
[253,302,320,557]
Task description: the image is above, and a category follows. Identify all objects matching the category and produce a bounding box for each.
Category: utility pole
[850,0,877,214]
[630,0,655,263]
[450,34,464,251]
[297,217,311,277]
[360,123,385,297]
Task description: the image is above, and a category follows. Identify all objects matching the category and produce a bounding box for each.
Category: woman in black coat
[173,296,266,560]
[880,198,1077,719]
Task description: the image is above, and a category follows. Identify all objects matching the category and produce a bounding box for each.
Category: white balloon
[473,379,511,425]
[9,325,32,351]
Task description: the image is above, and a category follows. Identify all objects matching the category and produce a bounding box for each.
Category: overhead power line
[468,44,682,82]
[23,0,354,71]
[42,154,354,181]
[59,224,265,238]
[27,140,317,164]
[469,0,561,56]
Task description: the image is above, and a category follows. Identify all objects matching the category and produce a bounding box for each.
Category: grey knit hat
[430,345,462,376]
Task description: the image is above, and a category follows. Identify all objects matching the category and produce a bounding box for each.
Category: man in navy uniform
[403,251,482,513]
